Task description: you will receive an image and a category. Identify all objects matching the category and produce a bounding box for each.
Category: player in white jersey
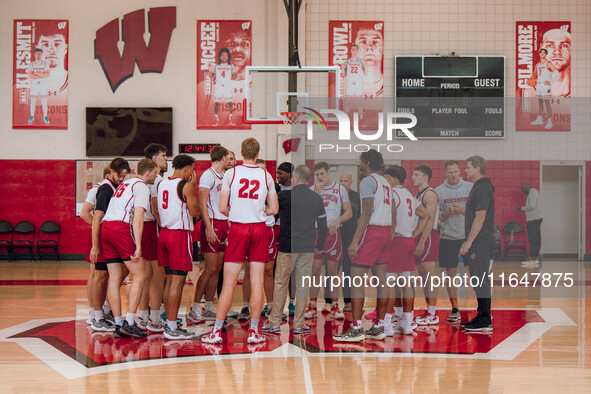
[202,138,278,345]
[27,48,50,125]
[188,146,229,324]
[209,48,237,126]
[80,167,111,325]
[344,44,364,97]
[380,166,430,335]
[157,154,200,340]
[89,158,130,333]
[412,165,441,326]
[305,162,352,320]
[100,159,158,339]
[334,150,392,343]
[138,143,168,332]
[530,48,559,129]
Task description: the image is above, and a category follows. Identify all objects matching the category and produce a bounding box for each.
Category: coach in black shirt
[267,165,327,333]
[460,155,495,332]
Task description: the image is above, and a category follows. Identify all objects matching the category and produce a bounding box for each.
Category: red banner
[329,21,384,98]
[197,20,251,129]
[516,21,571,131]
[13,19,69,129]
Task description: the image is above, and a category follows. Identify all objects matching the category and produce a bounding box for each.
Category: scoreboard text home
[395,56,505,139]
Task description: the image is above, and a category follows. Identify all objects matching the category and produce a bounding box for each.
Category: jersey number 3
[383,185,391,205]
[238,179,260,199]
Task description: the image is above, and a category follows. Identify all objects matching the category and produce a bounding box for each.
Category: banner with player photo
[197,20,252,129]
[328,21,384,98]
[516,21,571,132]
[13,19,69,129]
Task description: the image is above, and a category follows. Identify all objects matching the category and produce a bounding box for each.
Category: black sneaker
[114,325,126,338]
[120,320,148,338]
[463,318,493,332]
[461,316,480,329]
[237,307,250,321]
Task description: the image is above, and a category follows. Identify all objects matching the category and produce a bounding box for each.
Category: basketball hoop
[280,111,304,125]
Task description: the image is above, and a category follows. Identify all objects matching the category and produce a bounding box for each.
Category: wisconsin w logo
[95,7,176,92]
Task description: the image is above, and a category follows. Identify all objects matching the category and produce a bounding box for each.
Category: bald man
[338,172,361,311]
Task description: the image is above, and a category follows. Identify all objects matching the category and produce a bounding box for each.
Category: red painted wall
[0,159,277,256]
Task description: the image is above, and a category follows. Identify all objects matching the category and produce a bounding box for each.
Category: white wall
[1,0,590,162]
[305,0,591,162]
[0,0,294,161]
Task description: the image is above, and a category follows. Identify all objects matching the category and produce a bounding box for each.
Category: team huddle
[83,137,494,345]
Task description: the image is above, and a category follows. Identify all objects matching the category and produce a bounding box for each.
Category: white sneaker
[331,304,345,320]
[187,308,205,324]
[163,326,195,340]
[533,260,540,264]
[147,317,165,332]
[384,323,395,337]
[521,260,537,266]
[136,316,148,330]
[391,314,402,324]
[545,118,553,129]
[201,307,217,321]
[201,328,223,344]
[415,312,439,326]
[531,115,544,125]
[394,321,414,335]
[247,329,266,344]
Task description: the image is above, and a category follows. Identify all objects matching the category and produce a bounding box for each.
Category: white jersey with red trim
[222,164,276,224]
[392,186,419,237]
[415,186,439,230]
[199,167,227,220]
[28,60,49,96]
[158,177,194,231]
[310,182,349,226]
[84,182,101,206]
[103,178,150,224]
[144,174,163,222]
[346,58,363,96]
[360,173,392,226]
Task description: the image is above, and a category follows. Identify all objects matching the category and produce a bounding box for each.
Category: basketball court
[1,0,590,391]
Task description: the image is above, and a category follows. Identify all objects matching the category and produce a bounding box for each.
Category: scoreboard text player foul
[395,56,505,139]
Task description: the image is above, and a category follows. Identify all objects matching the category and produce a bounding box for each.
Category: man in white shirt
[518,183,543,266]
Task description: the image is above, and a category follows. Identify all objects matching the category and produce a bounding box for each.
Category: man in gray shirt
[517,183,543,266]
[435,160,473,322]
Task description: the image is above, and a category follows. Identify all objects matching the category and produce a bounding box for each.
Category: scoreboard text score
[395,56,505,139]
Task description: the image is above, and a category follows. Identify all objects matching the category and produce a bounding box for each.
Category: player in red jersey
[100,159,159,338]
[157,155,200,340]
[202,138,278,345]
[187,146,229,324]
[334,150,392,343]
[305,162,352,320]
[412,165,440,326]
[89,158,130,333]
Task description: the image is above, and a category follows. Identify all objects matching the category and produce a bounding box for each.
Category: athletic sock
[394,306,402,316]
[167,320,177,331]
[402,312,413,325]
[150,310,160,322]
[94,310,104,321]
[428,305,436,316]
[375,319,385,328]
[385,313,392,323]
[243,302,249,308]
[250,318,259,331]
[115,316,123,326]
[214,319,224,331]
[353,320,362,329]
[103,301,112,314]
[192,302,200,312]
[204,301,213,310]
[126,313,135,325]
[266,302,273,309]
[160,303,165,314]
[139,310,149,321]
[310,300,317,307]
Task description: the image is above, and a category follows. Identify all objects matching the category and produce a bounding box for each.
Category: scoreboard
[395,56,505,139]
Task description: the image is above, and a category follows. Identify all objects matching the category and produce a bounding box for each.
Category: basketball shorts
[158,228,193,272]
[214,83,232,102]
[314,228,343,262]
[351,226,391,267]
[415,230,440,264]
[101,221,135,263]
[225,222,268,263]
[377,236,415,273]
[30,84,48,98]
[439,239,464,268]
[267,225,279,262]
[86,231,106,266]
[536,84,551,97]
[200,219,229,254]
[141,221,159,261]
